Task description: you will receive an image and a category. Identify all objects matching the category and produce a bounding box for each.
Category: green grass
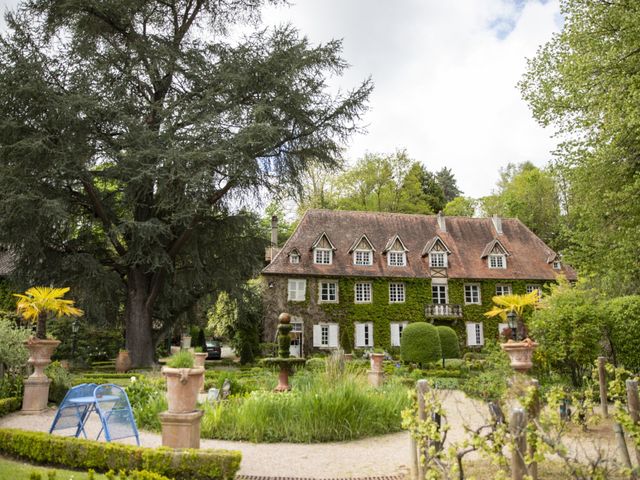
[0,455,108,479]
[200,369,410,443]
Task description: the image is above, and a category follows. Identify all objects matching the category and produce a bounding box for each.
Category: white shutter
[313,325,322,347]
[390,323,400,347]
[367,322,374,347]
[478,323,485,345]
[329,324,339,348]
[298,280,306,300]
[355,323,365,347]
[466,323,477,346]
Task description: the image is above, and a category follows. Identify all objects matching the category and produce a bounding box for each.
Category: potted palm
[14,286,83,413]
[484,291,539,373]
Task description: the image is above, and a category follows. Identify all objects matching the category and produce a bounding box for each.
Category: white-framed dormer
[349,234,375,266]
[422,236,451,268]
[481,239,510,269]
[383,235,408,267]
[547,252,562,270]
[288,248,301,264]
[311,232,336,265]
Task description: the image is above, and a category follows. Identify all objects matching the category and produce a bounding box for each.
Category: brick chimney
[271,215,278,248]
[491,214,503,235]
[437,211,446,232]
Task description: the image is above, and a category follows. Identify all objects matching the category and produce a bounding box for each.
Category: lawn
[0,455,107,479]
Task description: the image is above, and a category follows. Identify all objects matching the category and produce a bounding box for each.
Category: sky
[261,0,563,198]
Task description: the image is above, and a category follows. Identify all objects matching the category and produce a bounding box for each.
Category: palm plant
[14,287,83,339]
[484,291,540,339]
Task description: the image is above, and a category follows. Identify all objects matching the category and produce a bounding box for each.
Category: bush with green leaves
[45,361,72,404]
[0,314,30,398]
[436,326,460,360]
[605,295,640,371]
[400,322,441,366]
[166,350,194,368]
[460,342,511,402]
[126,376,166,432]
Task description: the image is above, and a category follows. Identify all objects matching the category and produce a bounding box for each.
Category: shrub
[436,326,460,360]
[167,350,195,368]
[461,343,511,402]
[606,295,640,371]
[304,357,325,372]
[0,428,241,480]
[0,397,20,416]
[45,361,73,404]
[400,322,441,366]
[126,376,166,432]
[0,314,30,397]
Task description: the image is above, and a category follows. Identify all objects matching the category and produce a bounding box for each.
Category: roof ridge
[304,209,523,222]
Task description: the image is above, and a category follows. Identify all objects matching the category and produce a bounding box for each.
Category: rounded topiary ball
[400,322,442,366]
[437,326,460,359]
[278,312,291,324]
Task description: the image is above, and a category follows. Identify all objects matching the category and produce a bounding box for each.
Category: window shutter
[367,322,374,347]
[298,280,306,300]
[466,323,476,346]
[355,323,365,347]
[329,324,339,348]
[313,325,322,347]
[390,323,400,347]
[478,323,485,345]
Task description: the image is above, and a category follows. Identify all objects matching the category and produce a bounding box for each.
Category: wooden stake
[416,379,428,479]
[614,422,633,469]
[510,407,527,480]
[627,379,640,466]
[528,380,541,480]
[598,356,608,418]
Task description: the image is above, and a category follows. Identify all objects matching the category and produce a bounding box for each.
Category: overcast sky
[0,0,561,199]
[262,0,562,198]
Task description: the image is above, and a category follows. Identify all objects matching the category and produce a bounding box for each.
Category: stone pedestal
[21,376,51,414]
[501,338,538,374]
[194,353,208,393]
[159,410,203,449]
[368,370,384,388]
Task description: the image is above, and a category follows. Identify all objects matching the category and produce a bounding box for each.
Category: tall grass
[201,370,409,443]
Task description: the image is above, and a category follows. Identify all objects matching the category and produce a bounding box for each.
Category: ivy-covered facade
[261,210,576,355]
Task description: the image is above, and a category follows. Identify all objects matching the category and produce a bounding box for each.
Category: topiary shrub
[45,361,72,404]
[437,326,460,366]
[606,295,640,371]
[400,322,441,367]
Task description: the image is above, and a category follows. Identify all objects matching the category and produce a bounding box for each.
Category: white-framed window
[287,279,306,302]
[313,323,339,348]
[355,322,374,348]
[429,252,447,268]
[390,321,409,347]
[526,284,542,297]
[466,322,484,346]
[389,282,405,303]
[553,261,561,270]
[495,284,512,296]
[314,248,332,265]
[431,284,448,304]
[354,282,372,303]
[464,284,481,304]
[388,251,406,266]
[488,254,506,269]
[354,250,373,266]
[289,253,300,264]
[319,281,338,303]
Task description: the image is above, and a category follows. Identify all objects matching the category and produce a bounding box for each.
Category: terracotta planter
[170,346,181,356]
[194,353,208,393]
[162,366,205,413]
[500,338,538,373]
[22,338,60,414]
[181,335,192,349]
[115,350,131,373]
[370,353,385,373]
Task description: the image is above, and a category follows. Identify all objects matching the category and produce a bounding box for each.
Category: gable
[311,232,336,251]
[421,236,451,257]
[383,235,408,253]
[348,234,376,253]
[480,239,509,258]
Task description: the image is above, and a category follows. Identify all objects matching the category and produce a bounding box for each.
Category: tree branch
[80,178,127,257]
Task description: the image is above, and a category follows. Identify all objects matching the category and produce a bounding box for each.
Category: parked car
[206,340,222,360]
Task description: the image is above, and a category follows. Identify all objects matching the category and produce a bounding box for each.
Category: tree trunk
[36,313,47,339]
[125,268,156,368]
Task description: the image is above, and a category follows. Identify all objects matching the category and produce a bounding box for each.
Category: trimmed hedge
[400,322,442,366]
[437,326,460,359]
[0,397,21,417]
[0,428,241,480]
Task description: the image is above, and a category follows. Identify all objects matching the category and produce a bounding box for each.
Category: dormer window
[429,252,447,268]
[290,253,300,264]
[314,248,332,265]
[354,250,372,266]
[388,251,406,266]
[383,235,408,267]
[488,254,506,269]
[553,261,561,270]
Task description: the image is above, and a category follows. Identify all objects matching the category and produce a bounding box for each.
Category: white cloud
[262,0,561,198]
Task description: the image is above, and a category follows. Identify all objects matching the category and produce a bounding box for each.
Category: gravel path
[0,390,621,478]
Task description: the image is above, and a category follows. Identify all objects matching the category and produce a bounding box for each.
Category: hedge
[0,397,21,417]
[0,428,241,480]
[437,326,460,360]
[400,322,442,366]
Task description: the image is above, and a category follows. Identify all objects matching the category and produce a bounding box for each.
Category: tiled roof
[0,250,16,276]
[263,209,577,281]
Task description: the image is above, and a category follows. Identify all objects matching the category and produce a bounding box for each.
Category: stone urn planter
[22,338,61,414]
[115,350,131,373]
[194,352,208,393]
[170,345,180,355]
[500,338,538,373]
[370,353,384,373]
[162,366,205,413]
[181,335,192,349]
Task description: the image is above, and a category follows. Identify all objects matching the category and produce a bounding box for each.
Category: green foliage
[0,428,241,480]
[461,342,511,402]
[203,369,276,397]
[529,279,605,386]
[0,314,29,397]
[442,196,476,217]
[436,326,460,360]
[200,370,409,442]
[0,279,17,312]
[0,397,21,417]
[435,167,461,204]
[166,351,195,369]
[604,295,640,371]
[45,361,72,404]
[400,322,442,366]
[49,317,123,366]
[126,377,166,433]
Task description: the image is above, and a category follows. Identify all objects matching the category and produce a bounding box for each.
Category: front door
[290,320,303,357]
